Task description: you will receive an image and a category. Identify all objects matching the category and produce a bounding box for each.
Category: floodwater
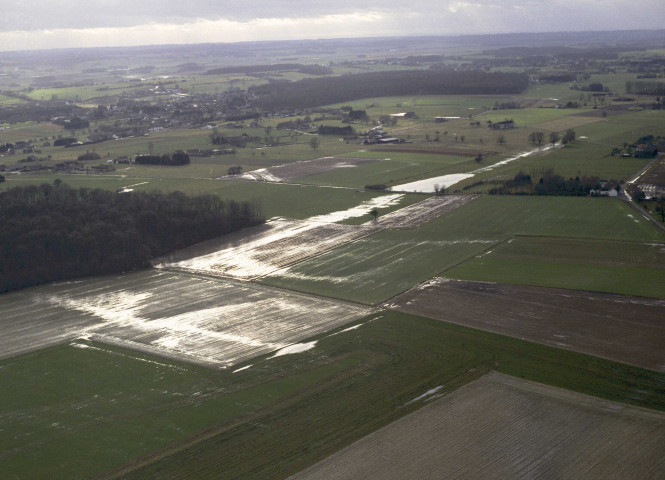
[163,194,404,279]
[391,143,561,193]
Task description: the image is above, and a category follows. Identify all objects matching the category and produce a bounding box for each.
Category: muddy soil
[388,278,665,372]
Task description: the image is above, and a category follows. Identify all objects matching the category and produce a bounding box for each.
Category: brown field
[388,278,665,371]
[639,157,665,186]
[372,194,478,229]
[0,270,369,367]
[288,372,665,480]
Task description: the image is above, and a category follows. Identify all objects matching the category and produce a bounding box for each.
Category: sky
[1,0,664,52]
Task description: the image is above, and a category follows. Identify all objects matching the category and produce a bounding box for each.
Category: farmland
[445,235,665,298]
[2,31,665,480]
[262,196,664,304]
[389,278,665,371]
[4,310,665,480]
[0,269,369,367]
[288,372,665,480]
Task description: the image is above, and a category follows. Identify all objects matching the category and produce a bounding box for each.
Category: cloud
[0,0,663,52]
[0,12,392,51]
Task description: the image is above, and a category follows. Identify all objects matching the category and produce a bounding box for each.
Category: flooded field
[159,217,379,279]
[0,270,369,367]
[391,144,560,192]
[159,194,474,281]
[157,194,405,279]
[288,372,665,480]
[374,195,478,228]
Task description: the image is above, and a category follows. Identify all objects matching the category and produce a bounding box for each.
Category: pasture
[446,236,665,298]
[455,141,651,191]
[299,153,473,188]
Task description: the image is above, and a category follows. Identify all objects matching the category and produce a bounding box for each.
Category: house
[634,144,658,158]
[590,188,619,197]
[490,120,515,130]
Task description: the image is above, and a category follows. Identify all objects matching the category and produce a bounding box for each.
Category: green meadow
[446,236,665,298]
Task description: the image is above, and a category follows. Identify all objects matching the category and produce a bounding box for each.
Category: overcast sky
[1,0,663,52]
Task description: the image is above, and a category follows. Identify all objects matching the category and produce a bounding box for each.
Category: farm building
[490,120,516,130]
[634,144,658,158]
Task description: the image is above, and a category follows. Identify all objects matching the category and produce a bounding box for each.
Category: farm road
[388,278,665,372]
[287,371,665,480]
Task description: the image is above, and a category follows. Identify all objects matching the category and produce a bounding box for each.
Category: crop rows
[288,372,665,480]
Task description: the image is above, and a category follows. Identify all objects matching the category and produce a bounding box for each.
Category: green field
[574,110,665,145]
[2,311,664,480]
[0,175,411,220]
[298,154,471,188]
[261,196,663,303]
[480,107,587,128]
[446,236,665,298]
[454,142,652,192]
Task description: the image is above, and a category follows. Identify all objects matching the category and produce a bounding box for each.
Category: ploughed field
[288,372,665,480]
[388,278,665,372]
[0,270,369,368]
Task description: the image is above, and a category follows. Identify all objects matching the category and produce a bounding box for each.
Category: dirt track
[387,278,665,371]
[288,372,665,480]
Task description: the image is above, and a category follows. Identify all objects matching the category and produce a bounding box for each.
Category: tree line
[0,182,264,292]
[625,81,665,96]
[249,70,529,111]
[488,170,606,196]
[134,151,190,166]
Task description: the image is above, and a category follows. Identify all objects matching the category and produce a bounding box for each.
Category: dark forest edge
[0,182,264,292]
[249,70,529,110]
